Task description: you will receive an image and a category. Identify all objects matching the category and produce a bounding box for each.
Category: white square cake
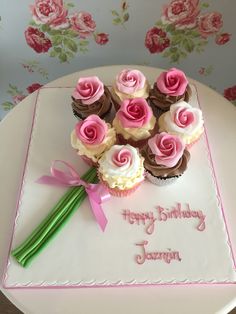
[3,84,236,288]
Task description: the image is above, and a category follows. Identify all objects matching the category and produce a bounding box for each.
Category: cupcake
[113,98,157,148]
[149,68,191,117]
[111,69,150,111]
[98,144,145,197]
[158,101,204,148]
[71,76,113,122]
[142,132,190,186]
[71,115,116,166]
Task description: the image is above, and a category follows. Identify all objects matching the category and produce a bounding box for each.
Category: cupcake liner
[97,171,143,197]
[145,171,180,186]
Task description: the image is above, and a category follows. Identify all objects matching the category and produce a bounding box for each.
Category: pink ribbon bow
[37,160,110,231]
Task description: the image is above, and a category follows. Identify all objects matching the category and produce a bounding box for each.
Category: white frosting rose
[98,144,145,189]
[158,101,204,144]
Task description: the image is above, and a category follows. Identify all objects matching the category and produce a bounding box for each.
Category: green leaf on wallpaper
[111,10,119,16]
[190,30,200,37]
[171,52,180,63]
[48,29,61,36]
[79,40,89,46]
[113,17,122,25]
[66,51,74,58]
[1,102,14,111]
[155,20,163,27]
[65,2,75,8]
[79,47,89,54]
[165,24,175,33]
[52,35,63,46]
[123,13,129,22]
[29,20,37,26]
[65,29,78,37]
[182,38,194,53]
[201,2,209,9]
[41,24,50,33]
[171,35,182,46]
[49,50,57,57]
[63,38,78,52]
[59,53,68,62]
[54,47,62,53]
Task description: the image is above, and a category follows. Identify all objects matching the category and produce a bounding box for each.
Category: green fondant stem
[12,167,98,267]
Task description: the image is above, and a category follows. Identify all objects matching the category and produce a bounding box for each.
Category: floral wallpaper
[0,0,235,120]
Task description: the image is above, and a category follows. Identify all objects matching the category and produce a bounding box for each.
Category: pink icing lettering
[122,209,156,235]
[135,240,182,265]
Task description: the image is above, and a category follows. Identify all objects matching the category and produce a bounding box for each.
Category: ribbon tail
[88,197,108,232]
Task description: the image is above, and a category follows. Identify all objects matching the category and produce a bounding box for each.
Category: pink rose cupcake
[71,76,113,122]
[98,144,145,197]
[113,98,157,148]
[158,101,204,148]
[149,68,192,117]
[111,69,150,111]
[142,132,190,186]
[71,115,116,166]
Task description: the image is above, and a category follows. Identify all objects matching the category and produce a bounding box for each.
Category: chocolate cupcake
[71,76,113,122]
[142,132,190,186]
[149,68,191,118]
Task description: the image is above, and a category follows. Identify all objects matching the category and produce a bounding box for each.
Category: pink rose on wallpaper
[197,12,223,38]
[145,27,170,53]
[27,83,43,94]
[95,33,109,45]
[224,86,236,101]
[12,95,26,104]
[215,33,231,45]
[70,12,96,38]
[25,27,52,53]
[30,0,69,29]
[162,0,200,29]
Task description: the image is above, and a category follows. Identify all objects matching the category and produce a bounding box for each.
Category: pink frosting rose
[112,148,133,167]
[30,0,69,29]
[197,12,223,38]
[72,76,104,105]
[117,98,152,128]
[70,12,96,38]
[148,132,185,168]
[116,69,146,94]
[75,114,108,145]
[162,0,200,29]
[174,106,194,128]
[156,68,188,96]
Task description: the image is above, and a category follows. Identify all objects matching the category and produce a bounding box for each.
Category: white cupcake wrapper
[145,171,179,186]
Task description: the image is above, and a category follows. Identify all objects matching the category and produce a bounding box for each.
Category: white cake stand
[0,65,236,314]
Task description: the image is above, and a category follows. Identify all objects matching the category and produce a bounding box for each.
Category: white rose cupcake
[158,101,204,148]
[98,144,145,197]
[111,69,150,111]
[71,115,116,166]
[142,132,190,186]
